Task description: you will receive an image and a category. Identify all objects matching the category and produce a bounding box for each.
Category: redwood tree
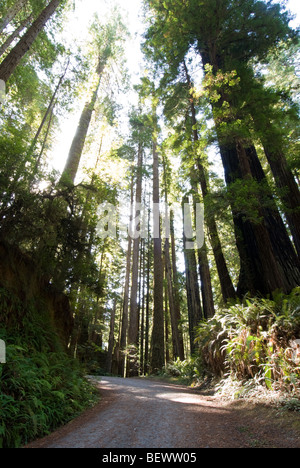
[143,0,300,297]
[150,109,165,372]
[0,0,63,82]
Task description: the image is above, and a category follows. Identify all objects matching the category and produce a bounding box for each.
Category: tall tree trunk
[220,141,300,296]
[119,177,134,377]
[162,154,185,360]
[164,263,170,363]
[190,173,215,319]
[140,238,146,375]
[183,60,235,302]
[0,13,33,57]
[264,147,300,258]
[33,58,69,147]
[170,211,185,360]
[200,50,300,296]
[127,144,143,377]
[245,144,300,290]
[144,206,151,375]
[164,238,182,359]
[60,77,101,184]
[150,135,165,373]
[0,0,62,82]
[183,196,203,355]
[0,0,28,34]
[250,112,300,258]
[36,102,54,167]
[106,299,117,374]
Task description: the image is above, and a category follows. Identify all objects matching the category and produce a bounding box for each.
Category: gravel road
[26,377,300,448]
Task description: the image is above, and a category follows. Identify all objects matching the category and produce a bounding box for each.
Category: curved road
[26,377,300,448]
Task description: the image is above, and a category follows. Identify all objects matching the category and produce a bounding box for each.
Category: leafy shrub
[0,345,99,448]
[195,289,300,395]
[163,357,203,385]
[0,288,99,448]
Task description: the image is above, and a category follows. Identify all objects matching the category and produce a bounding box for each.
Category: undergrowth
[164,289,300,407]
[0,288,99,448]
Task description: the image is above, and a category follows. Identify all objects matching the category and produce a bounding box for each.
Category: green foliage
[0,345,98,448]
[163,357,203,385]
[195,289,300,395]
[0,288,99,448]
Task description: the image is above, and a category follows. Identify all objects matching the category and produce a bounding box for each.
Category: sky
[48,0,300,176]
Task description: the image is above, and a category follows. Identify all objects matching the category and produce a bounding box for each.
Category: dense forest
[0,0,299,448]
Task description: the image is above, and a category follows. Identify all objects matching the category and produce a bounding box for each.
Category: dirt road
[26,377,300,448]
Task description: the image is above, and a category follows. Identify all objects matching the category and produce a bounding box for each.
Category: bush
[163,357,203,385]
[195,288,300,395]
[0,346,99,448]
[0,288,99,448]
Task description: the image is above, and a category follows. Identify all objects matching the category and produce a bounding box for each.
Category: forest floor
[25,376,300,449]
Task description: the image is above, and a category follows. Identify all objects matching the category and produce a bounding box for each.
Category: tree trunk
[162,154,185,360]
[144,205,151,375]
[245,144,300,290]
[150,136,165,373]
[106,299,117,374]
[190,173,215,319]
[0,0,28,34]
[199,50,300,296]
[119,176,134,377]
[250,112,300,259]
[140,238,146,375]
[239,69,300,259]
[164,263,170,363]
[164,238,183,359]
[0,0,62,82]
[127,144,143,377]
[183,196,203,356]
[183,60,235,302]
[31,57,69,169]
[220,141,300,296]
[0,13,33,57]
[170,211,185,360]
[36,102,55,167]
[60,77,101,184]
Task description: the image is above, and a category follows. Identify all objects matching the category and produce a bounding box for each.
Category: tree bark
[183,60,236,302]
[170,211,185,360]
[144,205,151,375]
[164,237,184,359]
[0,13,33,57]
[250,113,300,259]
[182,196,203,355]
[189,173,215,319]
[199,49,300,296]
[150,136,165,373]
[128,144,143,376]
[0,0,28,34]
[118,176,134,377]
[140,238,146,374]
[162,154,185,360]
[31,57,69,169]
[60,77,101,184]
[220,141,300,296]
[106,299,117,374]
[265,148,300,258]
[0,0,62,82]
